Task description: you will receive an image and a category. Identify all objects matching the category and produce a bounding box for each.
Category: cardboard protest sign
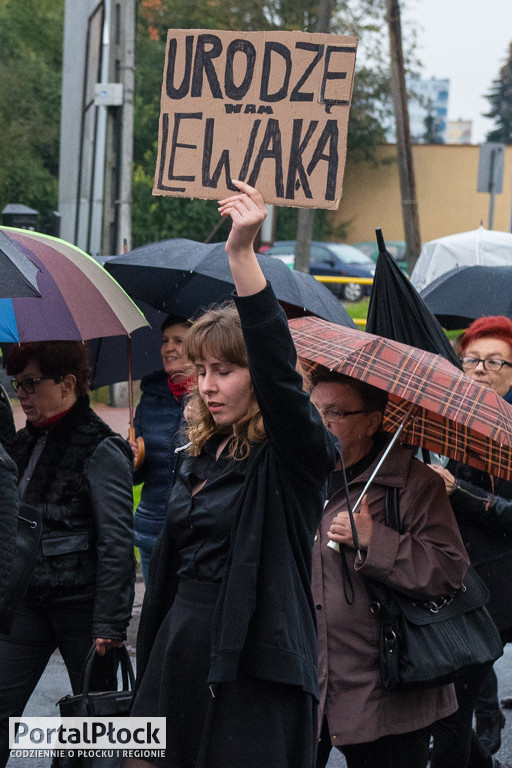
[153,29,358,209]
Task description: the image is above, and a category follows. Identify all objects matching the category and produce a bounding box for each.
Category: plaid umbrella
[289,315,512,482]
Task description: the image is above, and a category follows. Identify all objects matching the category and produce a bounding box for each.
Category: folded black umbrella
[420,266,512,330]
[366,229,461,368]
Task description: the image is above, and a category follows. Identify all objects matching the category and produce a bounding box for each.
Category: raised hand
[218,180,267,296]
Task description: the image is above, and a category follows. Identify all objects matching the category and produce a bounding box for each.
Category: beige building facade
[333,144,512,249]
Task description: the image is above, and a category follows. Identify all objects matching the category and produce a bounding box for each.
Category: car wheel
[342,282,364,302]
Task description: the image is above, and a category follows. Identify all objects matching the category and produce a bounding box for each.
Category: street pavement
[7,643,512,766]
[6,402,512,767]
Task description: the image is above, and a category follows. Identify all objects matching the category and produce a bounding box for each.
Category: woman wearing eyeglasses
[311,371,468,768]
[0,341,135,768]
[430,316,512,768]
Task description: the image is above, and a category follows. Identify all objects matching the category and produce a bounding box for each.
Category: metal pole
[294,0,332,274]
[89,0,110,258]
[488,148,496,230]
[386,0,422,274]
[117,0,135,255]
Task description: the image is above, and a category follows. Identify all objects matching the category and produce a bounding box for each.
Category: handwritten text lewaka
[153,30,357,209]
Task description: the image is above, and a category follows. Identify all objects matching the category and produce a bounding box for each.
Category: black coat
[9,398,135,639]
[0,442,18,618]
[136,284,336,697]
[449,460,512,631]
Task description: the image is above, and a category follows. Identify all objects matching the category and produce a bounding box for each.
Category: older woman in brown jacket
[311,371,469,768]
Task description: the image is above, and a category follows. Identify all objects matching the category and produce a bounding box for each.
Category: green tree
[485,42,512,144]
[0,0,64,231]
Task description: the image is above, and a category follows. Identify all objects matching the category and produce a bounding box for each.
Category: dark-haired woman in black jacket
[0,340,135,768]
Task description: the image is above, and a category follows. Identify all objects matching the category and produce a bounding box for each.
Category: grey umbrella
[0,230,41,299]
[420,265,512,330]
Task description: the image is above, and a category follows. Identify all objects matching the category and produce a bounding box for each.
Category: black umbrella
[366,229,461,368]
[0,229,41,298]
[88,301,168,389]
[420,265,512,330]
[105,238,356,328]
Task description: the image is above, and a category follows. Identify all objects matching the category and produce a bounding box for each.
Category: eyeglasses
[11,376,60,395]
[319,408,371,423]
[460,357,512,372]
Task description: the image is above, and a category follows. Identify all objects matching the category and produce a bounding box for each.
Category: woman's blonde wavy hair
[183,302,265,459]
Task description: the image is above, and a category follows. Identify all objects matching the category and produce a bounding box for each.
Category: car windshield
[328,244,375,265]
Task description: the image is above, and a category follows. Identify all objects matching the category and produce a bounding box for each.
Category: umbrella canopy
[411,226,512,292]
[0,229,40,299]
[0,228,148,342]
[88,301,168,389]
[105,238,356,328]
[366,231,461,367]
[420,265,512,330]
[289,315,512,481]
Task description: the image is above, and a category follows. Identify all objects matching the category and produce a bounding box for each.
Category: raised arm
[219,181,334,480]
[218,180,267,296]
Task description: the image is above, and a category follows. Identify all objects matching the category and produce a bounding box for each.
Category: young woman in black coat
[126,182,336,768]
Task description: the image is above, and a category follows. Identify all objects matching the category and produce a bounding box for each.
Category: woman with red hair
[430,316,512,768]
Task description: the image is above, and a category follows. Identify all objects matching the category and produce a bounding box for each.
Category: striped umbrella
[0,228,148,342]
[0,228,149,451]
[289,315,512,482]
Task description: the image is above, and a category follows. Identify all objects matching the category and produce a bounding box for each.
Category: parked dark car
[353,241,408,274]
[259,241,375,302]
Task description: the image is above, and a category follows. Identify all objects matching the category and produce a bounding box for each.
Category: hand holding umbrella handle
[326,404,417,555]
[128,428,145,470]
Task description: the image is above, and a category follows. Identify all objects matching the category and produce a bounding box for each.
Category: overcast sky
[402,0,512,143]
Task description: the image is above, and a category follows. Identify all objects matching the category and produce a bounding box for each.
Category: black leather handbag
[366,487,504,691]
[57,644,135,717]
[52,646,135,768]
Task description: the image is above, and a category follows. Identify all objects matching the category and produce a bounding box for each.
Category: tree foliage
[0,0,64,231]
[0,0,394,245]
[485,42,512,144]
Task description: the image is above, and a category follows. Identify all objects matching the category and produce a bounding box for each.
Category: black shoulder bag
[364,486,504,691]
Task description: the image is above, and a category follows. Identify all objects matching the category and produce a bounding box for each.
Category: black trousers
[0,597,116,768]
[317,716,431,768]
[430,662,494,768]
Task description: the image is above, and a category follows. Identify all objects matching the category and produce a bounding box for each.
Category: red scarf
[168,375,195,401]
[32,405,74,429]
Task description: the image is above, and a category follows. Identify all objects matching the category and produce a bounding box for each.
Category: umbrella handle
[128,427,145,470]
